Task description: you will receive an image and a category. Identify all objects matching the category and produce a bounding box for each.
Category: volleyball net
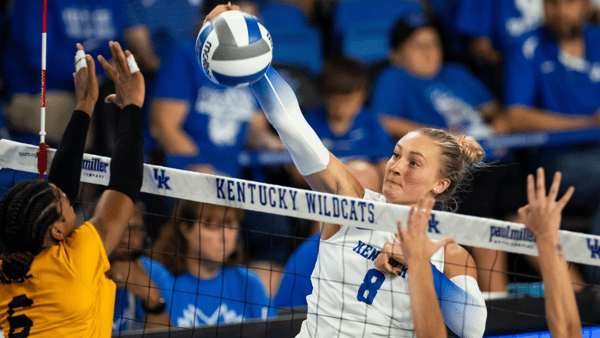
[0,139,599,337]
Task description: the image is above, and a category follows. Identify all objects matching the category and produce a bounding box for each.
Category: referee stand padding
[119,289,600,338]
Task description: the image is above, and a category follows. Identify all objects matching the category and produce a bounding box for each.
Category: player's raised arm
[398,198,455,338]
[203,5,364,198]
[518,168,581,338]
[90,41,145,256]
[48,44,97,202]
[251,66,364,198]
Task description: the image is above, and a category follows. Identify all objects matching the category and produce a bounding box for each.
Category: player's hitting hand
[97,41,145,109]
[518,168,574,242]
[73,43,98,117]
[376,198,455,275]
[203,2,241,25]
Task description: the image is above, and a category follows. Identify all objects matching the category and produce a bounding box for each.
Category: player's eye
[392,153,400,159]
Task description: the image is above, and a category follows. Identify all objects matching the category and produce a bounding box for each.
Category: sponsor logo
[588,238,600,259]
[18,152,37,158]
[489,225,536,248]
[202,41,212,74]
[154,169,171,190]
[82,158,109,178]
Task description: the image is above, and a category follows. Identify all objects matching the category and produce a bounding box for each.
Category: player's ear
[50,223,66,241]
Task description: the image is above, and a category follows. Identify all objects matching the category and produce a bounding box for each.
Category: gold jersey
[0,221,115,337]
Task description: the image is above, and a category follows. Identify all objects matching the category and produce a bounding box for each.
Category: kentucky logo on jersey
[587,238,600,259]
[154,169,171,190]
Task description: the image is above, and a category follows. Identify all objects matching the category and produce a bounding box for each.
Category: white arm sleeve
[431,265,487,338]
[250,67,330,176]
[443,274,487,338]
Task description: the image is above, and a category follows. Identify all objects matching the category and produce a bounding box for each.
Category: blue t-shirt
[112,256,158,334]
[504,26,600,116]
[3,0,130,95]
[371,64,495,139]
[153,40,258,177]
[112,287,144,334]
[144,259,274,327]
[454,0,543,53]
[272,232,320,309]
[124,0,203,60]
[305,107,395,163]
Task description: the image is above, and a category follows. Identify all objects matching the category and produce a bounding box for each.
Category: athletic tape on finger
[75,50,87,72]
[127,55,140,74]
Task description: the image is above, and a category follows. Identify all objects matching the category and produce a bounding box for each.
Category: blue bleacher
[260,3,308,28]
[269,25,323,75]
[333,0,423,63]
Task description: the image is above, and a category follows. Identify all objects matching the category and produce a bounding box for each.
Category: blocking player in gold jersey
[0,41,145,337]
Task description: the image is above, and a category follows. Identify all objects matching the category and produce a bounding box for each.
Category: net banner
[1,139,599,267]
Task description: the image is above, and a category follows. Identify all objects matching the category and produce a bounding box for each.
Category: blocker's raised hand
[397,198,455,265]
[518,168,574,242]
[73,43,98,116]
[97,41,145,109]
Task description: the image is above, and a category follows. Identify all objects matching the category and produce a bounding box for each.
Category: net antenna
[37,0,48,179]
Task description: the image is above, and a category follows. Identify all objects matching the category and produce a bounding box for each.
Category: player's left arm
[435,243,487,338]
[90,41,145,257]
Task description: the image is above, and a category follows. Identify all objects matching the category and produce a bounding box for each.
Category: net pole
[37,0,48,179]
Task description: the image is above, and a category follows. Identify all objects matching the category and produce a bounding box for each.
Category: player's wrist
[75,102,95,117]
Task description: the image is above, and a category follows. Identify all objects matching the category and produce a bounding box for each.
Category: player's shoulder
[363,189,386,203]
[444,243,477,277]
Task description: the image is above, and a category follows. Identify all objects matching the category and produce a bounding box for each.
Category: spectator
[107,202,170,334]
[151,201,274,326]
[150,39,283,178]
[372,14,507,141]
[2,0,142,146]
[455,0,543,64]
[273,232,319,309]
[304,56,395,181]
[454,0,543,94]
[503,0,600,285]
[370,14,529,292]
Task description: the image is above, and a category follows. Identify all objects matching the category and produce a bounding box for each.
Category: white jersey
[297,189,445,338]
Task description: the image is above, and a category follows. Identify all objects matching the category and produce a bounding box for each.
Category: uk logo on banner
[154,169,171,190]
[428,214,441,234]
[587,238,600,259]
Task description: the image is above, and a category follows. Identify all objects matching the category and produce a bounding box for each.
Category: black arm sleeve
[107,104,144,203]
[48,110,91,205]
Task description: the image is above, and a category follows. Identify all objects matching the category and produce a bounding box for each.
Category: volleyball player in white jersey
[203,6,487,338]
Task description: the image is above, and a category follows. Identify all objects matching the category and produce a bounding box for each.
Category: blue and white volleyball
[196,10,273,87]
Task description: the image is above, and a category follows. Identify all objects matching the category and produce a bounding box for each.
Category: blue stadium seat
[260,3,308,30]
[269,25,323,75]
[333,0,423,63]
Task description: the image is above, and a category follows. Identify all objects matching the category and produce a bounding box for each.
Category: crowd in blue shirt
[1,0,600,334]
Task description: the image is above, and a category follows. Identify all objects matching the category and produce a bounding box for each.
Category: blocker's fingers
[111,41,130,75]
[125,50,140,74]
[526,174,535,204]
[75,47,87,72]
[434,238,456,252]
[86,55,96,81]
[97,55,117,81]
[536,167,546,200]
[548,172,562,202]
[557,186,575,211]
[105,94,117,104]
